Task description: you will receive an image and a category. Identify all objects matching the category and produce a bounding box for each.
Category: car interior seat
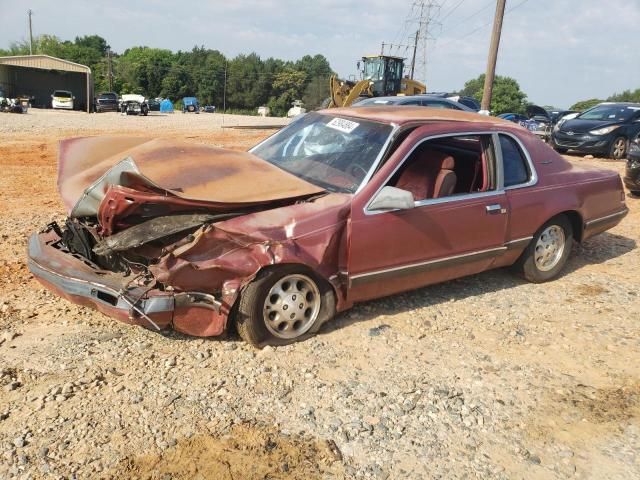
[395,148,457,200]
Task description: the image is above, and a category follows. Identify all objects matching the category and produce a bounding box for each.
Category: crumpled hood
[58,136,324,216]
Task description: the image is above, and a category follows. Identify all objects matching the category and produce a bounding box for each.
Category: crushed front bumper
[27,228,228,337]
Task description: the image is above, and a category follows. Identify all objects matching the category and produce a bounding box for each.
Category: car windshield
[578,105,639,122]
[54,91,71,98]
[251,112,393,193]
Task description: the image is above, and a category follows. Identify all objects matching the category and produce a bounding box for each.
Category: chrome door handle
[486,204,506,214]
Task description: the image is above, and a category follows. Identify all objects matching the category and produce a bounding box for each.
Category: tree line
[1,35,333,116]
[2,34,637,115]
[459,75,640,115]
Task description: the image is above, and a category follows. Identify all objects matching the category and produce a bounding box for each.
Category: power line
[436,0,530,48]
[439,0,466,22]
[439,0,494,35]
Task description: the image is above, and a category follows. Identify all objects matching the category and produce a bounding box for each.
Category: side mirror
[72,96,76,100]
[369,186,415,211]
[50,94,54,99]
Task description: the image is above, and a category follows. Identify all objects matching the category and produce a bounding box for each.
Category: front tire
[236,266,335,347]
[515,215,573,283]
[553,146,568,154]
[609,136,627,160]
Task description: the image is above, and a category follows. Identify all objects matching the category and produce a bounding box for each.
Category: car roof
[596,102,640,107]
[322,106,512,127]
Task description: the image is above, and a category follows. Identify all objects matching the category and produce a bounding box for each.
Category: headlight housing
[589,125,620,136]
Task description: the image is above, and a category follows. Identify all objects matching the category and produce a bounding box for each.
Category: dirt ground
[0,109,638,479]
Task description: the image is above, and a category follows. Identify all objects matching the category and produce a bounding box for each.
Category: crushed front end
[27,136,331,337]
[28,222,227,336]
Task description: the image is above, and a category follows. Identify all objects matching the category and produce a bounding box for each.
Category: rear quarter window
[499,134,531,187]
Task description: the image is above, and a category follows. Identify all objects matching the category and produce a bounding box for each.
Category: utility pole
[223,62,227,113]
[380,42,385,55]
[403,1,440,84]
[409,30,419,79]
[28,9,34,55]
[480,0,507,113]
[107,47,113,91]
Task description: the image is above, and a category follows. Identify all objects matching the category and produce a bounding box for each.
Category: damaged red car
[28,108,629,347]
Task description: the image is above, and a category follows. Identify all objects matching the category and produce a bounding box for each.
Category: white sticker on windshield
[608,114,616,118]
[327,117,359,134]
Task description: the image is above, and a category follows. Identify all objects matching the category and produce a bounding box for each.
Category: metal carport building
[0,55,92,112]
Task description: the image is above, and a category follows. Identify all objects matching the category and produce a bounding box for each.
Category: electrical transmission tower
[382,1,441,84]
[409,0,441,85]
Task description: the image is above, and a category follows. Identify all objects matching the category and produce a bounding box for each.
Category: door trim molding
[349,246,507,287]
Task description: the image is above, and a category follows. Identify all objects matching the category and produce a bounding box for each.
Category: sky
[1,0,638,108]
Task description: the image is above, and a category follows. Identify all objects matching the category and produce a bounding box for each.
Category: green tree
[302,76,330,110]
[607,88,640,103]
[268,69,307,116]
[570,98,603,111]
[117,47,174,97]
[459,74,528,115]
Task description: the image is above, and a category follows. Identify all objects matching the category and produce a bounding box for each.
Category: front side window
[387,134,495,202]
[499,134,530,187]
[251,112,393,193]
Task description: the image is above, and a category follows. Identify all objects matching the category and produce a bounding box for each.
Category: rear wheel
[554,146,568,154]
[236,266,335,347]
[187,104,196,113]
[514,215,573,283]
[609,136,627,160]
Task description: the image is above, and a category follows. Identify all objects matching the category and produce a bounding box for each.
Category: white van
[51,90,74,110]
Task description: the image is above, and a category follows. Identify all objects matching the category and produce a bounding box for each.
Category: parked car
[498,113,529,123]
[551,102,640,159]
[95,92,119,113]
[549,109,579,125]
[120,94,149,116]
[148,98,161,111]
[203,105,216,113]
[444,95,481,111]
[51,90,74,110]
[523,105,553,142]
[624,133,640,195]
[182,97,200,113]
[354,95,473,111]
[28,108,628,347]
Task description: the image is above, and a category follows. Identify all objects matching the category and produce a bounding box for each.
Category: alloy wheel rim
[534,225,565,271]
[614,139,625,158]
[263,274,321,339]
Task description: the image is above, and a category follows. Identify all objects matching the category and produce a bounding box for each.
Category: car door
[346,129,509,303]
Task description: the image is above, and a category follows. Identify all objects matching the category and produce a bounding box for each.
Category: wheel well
[556,210,583,242]
[233,263,338,307]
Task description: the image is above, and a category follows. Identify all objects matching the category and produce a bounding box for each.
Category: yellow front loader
[327,55,426,108]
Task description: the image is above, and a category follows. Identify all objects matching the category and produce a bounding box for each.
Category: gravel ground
[0,110,639,479]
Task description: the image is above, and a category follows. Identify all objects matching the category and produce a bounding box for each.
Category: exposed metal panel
[0,55,91,74]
